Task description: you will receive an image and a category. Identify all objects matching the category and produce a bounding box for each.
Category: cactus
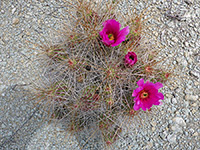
[33,0,172,148]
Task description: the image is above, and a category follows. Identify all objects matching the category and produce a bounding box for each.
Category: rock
[12,8,16,14]
[192,109,197,114]
[185,101,189,107]
[176,57,181,63]
[1,9,5,14]
[1,124,6,128]
[173,117,186,127]
[194,82,199,86]
[167,134,177,144]
[182,108,190,116]
[191,103,197,107]
[146,142,153,149]
[153,31,158,37]
[189,70,200,78]
[181,59,188,67]
[0,85,6,93]
[1,92,6,97]
[8,131,12,136]
[26,31,31,36]
[171,124,183,133]
[151,121,157,127]
[13,18,20,25]
[25,15,30,19]
[193,132,198,136]
[171,98,177,104]
[172,37,178,43]
[185,95,198,101]
[184,41,189,47]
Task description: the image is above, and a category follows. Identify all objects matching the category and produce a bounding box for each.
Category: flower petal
[142,98,153,109]
[118,26,130,38]
[137,78,144,87]
[141,105,147,111]
[132,86,143,97]
[154,82,163,89]
[154,100,161,105]
[104,19,121,35]
[133,98,141,110]
[157,92,164,100]
[133,103,140,111]
[112,26,129,47]
[99,30,104,38]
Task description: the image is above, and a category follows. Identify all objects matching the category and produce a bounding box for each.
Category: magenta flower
[99,19,129,47]
[124,52,137,67]
[132,78,164,111]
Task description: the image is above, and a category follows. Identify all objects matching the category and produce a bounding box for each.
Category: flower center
[108,34,114,40]
[129,56,134,60]
[140,91,149,99]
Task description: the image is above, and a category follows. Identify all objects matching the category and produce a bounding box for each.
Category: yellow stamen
[108,34,114,40]
[140,91,148,99]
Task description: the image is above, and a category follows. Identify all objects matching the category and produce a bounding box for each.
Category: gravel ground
[0,0,199,150]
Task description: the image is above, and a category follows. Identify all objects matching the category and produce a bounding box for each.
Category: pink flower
[99,19,129,47]
[132,78,164,111]
[124,52,137,67]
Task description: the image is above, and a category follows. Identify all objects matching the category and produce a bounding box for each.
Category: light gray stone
[12,8,16,14]
[171,124,183,133]
[13,18,20,25]
[173,117,186,127]
[185,95,198,101]
[167,134,177,144]
[193,132,198,137]
[171,98,177,104]
[171,37,178,43]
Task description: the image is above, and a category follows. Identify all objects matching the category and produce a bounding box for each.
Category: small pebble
[13,18,20,25]
[12,8,16,14]
[193,132,198,137]
[171,124,183,133]
[171,98,177,104]
[167,134,177,144]
[172,37,178,43]
[185,95,198,101]
[173,117,186,127]
[147,142,153,149]
[184,42,189,47]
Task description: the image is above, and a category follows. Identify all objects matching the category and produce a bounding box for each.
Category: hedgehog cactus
[34,0,171,147]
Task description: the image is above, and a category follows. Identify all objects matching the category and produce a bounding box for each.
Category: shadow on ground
[0,85,44,149]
